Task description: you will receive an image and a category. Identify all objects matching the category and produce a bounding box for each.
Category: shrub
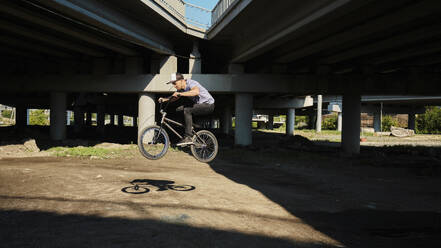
[322,113,337,130]
[382,115,398,132]
[29,109,49,126]
[416,106,441,134]
[1,110,12,118]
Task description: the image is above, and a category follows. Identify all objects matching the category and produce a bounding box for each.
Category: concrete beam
[36,0,174,54]
[3,73,441,95]
[0,2,137,56]
[254,96,313,109]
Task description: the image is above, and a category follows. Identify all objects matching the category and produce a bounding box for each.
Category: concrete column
[27,109,30,125]
[342,91,361,155]
[189,40,201,73]
[308,113,315,129]
[110,114,115,125]
[286,108,295,136]
[50,92,67,140]
[67,111,71,125]
[97,105,105,127]
[316,95,322,132]
[235,93,253,146]
[160,56,177,74]
[267,114,274,130]
[221,106,232,134]
[337,112,342,132]
[408,111,416,130]
[118,114,124,126]
[373,111,381,132]
[15,105,26,128]
[138,93,155,138]
[85,112,92,126]
[73,106,83,133]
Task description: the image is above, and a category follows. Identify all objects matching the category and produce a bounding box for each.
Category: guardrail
[154,0,239,29]
[211,0,237,25]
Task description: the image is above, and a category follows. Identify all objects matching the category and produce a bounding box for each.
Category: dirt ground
[1,132,441,247]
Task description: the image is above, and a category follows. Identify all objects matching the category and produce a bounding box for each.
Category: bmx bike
[137,100,218,163]
[122,179,195,194]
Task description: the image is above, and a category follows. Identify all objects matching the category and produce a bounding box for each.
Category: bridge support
[73,106,84,133]
[118,114,124,126]
[15,105,26,128]
[408,111,416,130]
[373,108,381,132]
[337,112,342,131]
[235,93,253,146]
[189,40,201,73]
[221,106,232,135]
[342,91,361,155]
[97,105,105,136]
[50,92,66,140]
[268,114,274,130]
[316,95,322,132]
[138,93,155,138]
[286,109,295,136]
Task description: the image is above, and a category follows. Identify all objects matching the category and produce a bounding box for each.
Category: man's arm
[174,86,199,97]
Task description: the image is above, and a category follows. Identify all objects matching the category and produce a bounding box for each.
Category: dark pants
[177,103,214,137]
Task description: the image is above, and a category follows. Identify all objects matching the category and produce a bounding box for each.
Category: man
[159,73,215,146]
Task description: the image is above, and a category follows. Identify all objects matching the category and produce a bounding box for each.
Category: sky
[184,0,220,28]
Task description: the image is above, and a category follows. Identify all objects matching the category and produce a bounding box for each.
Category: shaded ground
[0,130,441,247]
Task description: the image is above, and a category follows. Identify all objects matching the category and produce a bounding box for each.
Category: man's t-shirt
[179,79,215,104]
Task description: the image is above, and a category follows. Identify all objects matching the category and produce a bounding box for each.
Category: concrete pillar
[267,114,274,130]
[308,113,315,129]
[342,91,361,155]
[235,93,253,146]
[138,93,155,138]
[27,109,30,125]
[85,112,92,126]
[15,105,26,128]
[316,95,322,132]
[97,105,105,128]
[408,111,416,130]
[73,106,83,133]
[337,112,342,132]
[189,40,201,74]
[50,92,67,140]
[110,114,115,125]
[151,55,177,74]
[118,114,124,126]
[373,111,381,132]
[221,106,232,134]
[67,111,71,125]
[286,108,295,136]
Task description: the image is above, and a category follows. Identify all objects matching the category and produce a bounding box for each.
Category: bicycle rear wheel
[190,130,218,163]
[138,125,169,160]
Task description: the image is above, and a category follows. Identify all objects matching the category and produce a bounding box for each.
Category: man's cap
[167,73,184,84]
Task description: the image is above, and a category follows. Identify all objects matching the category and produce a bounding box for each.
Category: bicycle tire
[167,185,196,191]
[138,125,170,160]
[190,130,218,163]
[121,186,150,194]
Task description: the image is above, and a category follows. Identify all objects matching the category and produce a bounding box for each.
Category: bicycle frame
[156,101,199,143]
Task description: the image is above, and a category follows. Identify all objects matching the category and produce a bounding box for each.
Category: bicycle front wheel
[138,125,169,160]
[190,130,218,163]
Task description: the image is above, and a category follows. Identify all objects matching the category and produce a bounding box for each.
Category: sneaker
[176,136,193,146]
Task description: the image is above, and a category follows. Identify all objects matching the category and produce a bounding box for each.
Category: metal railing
[153,0,239,29]
[211,0,237,26]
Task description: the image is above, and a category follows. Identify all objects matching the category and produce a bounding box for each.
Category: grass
[48,146,132,158]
